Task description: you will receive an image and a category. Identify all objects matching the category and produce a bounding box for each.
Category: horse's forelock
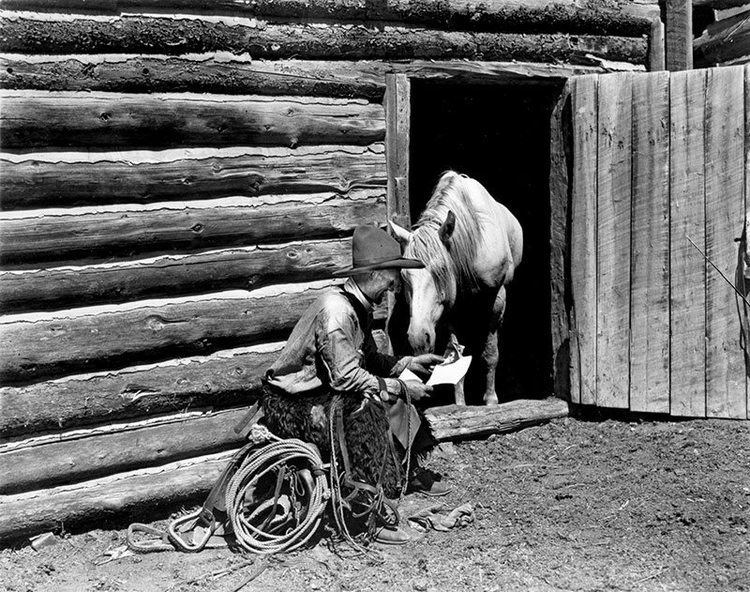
[406,171,483,299]
[404,230,455,301]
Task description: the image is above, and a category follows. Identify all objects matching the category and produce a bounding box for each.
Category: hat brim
[332,257,425,277]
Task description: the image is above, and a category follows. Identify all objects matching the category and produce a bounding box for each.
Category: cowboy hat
[333,225,425,276]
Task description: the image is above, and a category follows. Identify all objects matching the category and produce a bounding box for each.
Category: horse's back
[462,176,523,288]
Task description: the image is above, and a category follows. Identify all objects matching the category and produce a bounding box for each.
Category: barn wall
[552,66,749,421]
[0,0,658,542]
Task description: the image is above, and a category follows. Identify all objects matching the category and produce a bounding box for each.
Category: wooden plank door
[553,66,748,419]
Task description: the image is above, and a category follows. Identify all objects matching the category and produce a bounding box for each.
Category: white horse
[390,171,523,405]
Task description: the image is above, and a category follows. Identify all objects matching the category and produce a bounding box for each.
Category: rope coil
[224,430,330,555]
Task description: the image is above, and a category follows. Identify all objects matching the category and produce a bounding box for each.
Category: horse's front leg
[445,328,467,406]
[454,375,467,406]
[480,288,506,406]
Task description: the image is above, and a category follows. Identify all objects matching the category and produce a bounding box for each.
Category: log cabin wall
[0,0,659,542]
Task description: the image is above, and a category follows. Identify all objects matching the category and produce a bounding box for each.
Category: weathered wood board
[0,56,628,99]
[0,343,282,438]
[596,72,632,409]
[746,64,750,421]
[426,398,569,441]
[0,0,655,35]
[0,91,385,150]
[0,14,649,64]
[0,450,233,543]
[0,239,351,313]
[704,66,746,419]
[629,71,670,414]
[569,74,598,406]
[1,280,337,383]
[385,73,411,228]
[670,69,707,418]
[0,144,387,210]
[0,191,385,265]
[665,0,693,71]
[0,407,250,494]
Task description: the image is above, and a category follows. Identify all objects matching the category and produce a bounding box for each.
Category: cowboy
[261,225,449,544]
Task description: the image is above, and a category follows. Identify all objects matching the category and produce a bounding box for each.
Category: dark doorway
[409,80,561,400]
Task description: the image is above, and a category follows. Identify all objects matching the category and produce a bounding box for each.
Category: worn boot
[374,525,411,545]
[407,467,452,497]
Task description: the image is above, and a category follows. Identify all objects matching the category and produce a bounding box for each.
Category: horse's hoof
[484,394,499,406]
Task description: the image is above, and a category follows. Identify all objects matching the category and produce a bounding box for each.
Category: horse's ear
[389,220,412,246]
[438,210,456,243]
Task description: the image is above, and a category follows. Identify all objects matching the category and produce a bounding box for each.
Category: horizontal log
[1,281,389,384]
[0,55,615,100]
[0,143,386,210]
[694,8,750,66]
[0,280,344,383]
[0,1,654,35]
[0,190,385,265]
[0,450,233,543]
[1,397,566,495]
[693,0,750,8]
[0,407,250,494]
[0,14,649,66]
[0,90,385,151]
[424,398,570,441]
[0,398,569,541]
[0,239,351,313]
[0,343,282,438]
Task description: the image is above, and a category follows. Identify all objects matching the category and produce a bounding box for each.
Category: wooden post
[665,0,693,71]
[385,73,411,228]
[649,18,666,71]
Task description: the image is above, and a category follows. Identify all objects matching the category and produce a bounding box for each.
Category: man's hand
[407,354,445,378]
[402,380,433,402]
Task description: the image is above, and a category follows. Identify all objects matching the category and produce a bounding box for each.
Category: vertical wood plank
[549,81,573,400]
[745,64,750,420]
[665,0,693,71]
[705,65,746,419]
[570,74,598,406]
[596,73,633,409]
[630,71,671,414]
[670,69,708,418]
[385,73,411,229]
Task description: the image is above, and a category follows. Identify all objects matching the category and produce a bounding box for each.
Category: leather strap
[232,402,264,438]
[335,401,353,480]
[376,376,389,401]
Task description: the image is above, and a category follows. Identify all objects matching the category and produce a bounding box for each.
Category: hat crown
[351,226,401,268]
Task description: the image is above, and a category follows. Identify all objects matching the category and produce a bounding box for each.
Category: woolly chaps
[261,386,409,498]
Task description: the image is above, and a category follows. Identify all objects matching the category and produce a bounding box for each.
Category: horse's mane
[406,171,483,299]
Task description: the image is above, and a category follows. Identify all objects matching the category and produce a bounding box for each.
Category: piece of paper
[426,356,472,387]
[398,367,423,382]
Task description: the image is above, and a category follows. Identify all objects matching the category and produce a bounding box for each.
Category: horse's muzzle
[408,327,435,355]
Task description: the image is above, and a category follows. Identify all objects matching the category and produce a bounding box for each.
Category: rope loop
[224,437,330,555]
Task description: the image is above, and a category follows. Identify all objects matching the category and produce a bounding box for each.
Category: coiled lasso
[224,426,330,555]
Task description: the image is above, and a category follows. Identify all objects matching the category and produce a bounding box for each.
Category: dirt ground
[2,414,749,592]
